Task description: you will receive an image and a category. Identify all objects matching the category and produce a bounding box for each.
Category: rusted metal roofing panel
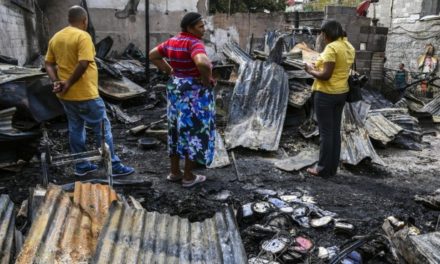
[0,195,15,263]
[365,113,403,145]
[93,203,247,264]
[73,182,119,239]
[341,104,385,166]
[16,183,118,264]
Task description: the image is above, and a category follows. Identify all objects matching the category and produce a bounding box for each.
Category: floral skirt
[167,77,216,165]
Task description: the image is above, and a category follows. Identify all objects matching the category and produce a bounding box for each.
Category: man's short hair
[68,6,87,24]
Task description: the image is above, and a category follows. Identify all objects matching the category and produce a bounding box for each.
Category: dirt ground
[2,95,440,263]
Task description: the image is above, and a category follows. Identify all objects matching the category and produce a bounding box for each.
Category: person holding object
[304,20,355,178]
[45,5,134,177]
[149,12,216,188]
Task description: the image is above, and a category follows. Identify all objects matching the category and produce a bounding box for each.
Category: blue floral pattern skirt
[167,77,216,165]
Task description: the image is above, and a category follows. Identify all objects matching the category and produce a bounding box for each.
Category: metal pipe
[145,0,150,85]
[294,11,299,28]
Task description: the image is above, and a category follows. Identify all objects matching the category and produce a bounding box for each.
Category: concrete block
[360,26,389,35]
[356,60,372,69]
[367,35,387,52]
[359,33,369,42]
[356,51,373,60]
[325,6,356,16]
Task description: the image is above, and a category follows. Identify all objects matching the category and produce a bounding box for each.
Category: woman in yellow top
[304,20,355,178]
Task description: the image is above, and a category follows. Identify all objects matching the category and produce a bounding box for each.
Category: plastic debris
[310,216,333,228]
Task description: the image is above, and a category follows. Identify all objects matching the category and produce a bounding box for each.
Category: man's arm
[193,53,212,87]
[45,61,64,93]
[65,61,89,88]
[45,61,59,82]
[52,61,89,94]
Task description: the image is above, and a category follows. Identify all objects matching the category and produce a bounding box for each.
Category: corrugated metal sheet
[0,75,64,123]
[93,203,247,264]
[0,195,15,263]
[350,101,371,123]
[16,183,118,264]
[341,104,385,166]
[370,52,385,80]
[365,113,403,145]
[288,79,312,108]
[208,131,231,169]
[409,232,440,263]
[223,42,252,66]
[369,108,423,150]
[0,107,38,141]
[418,95,440,122]
[225,60,289,151]
[361,88,394,110]
[99,76,146,100]
[73,182,119,239]
[286,70,312,79]
[274,148,319,172]
[0,63,46,85]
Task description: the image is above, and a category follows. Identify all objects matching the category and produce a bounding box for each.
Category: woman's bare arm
[305,62,336,81]
[149,47,173,75]
[193,53,212,87]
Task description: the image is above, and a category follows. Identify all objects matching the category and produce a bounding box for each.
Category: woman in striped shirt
[149,12,215,188]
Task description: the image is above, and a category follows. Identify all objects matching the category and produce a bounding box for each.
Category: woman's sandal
[182,175,206,188]
[167,171,184,182]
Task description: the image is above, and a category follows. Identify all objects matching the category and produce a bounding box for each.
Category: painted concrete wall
[372,0,440,74]
[87,0,202,13]
[41,0,283,61]
[367,0,392,28]
[42,0,207,56]
[0,0,39,65]
[208,12,286,51]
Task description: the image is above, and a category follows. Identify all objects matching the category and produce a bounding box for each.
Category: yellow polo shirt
[312,37,355,94]
[45,26,99,101]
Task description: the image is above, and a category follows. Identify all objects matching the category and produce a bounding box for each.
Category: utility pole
[145,0,150,85]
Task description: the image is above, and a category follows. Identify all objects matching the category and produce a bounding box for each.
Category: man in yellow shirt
[304,21,354,178]
[45,6,134,177]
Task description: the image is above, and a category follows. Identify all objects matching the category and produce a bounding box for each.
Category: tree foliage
[209,0,286,14]
[303,0,364,11]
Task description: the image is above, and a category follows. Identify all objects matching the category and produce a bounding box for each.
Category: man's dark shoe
[75,164,98,176]
[112,163,135,177]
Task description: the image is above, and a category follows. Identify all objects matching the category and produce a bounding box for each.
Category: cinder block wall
[0,0,39,65]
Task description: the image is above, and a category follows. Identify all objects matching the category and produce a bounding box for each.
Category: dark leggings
[314,91,347,177]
